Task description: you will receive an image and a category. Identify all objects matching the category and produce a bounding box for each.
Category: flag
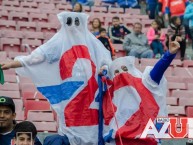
[15,12,112,145]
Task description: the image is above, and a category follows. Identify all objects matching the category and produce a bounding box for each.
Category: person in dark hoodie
[97,28,116,60]
[167,16,186,60]
[0,96,42,145]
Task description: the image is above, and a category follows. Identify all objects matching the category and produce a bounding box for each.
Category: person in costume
[1,11,180,145]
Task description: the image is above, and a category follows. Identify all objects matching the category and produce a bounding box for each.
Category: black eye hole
[75,17,80,26]
[66,17,72,26]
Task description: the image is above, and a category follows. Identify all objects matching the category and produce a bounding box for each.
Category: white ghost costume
[102,56,168,144]
[15,12,112,145]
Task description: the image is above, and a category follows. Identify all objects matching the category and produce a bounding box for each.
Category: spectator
[90,18,102,37]
[43,134,70,145]
[108,16,131,44]
[184,0,193,50]
[13,121,38,145]
[117,0,139,8]
[167,16,186,60]
[77,0,94,6]
[146,0,158,19]
[123,22,153,58]
[97,28,116,60]
[147,20,166,58]
[158,0,188,26]
[73,2,83,12]
[0,96,42,145]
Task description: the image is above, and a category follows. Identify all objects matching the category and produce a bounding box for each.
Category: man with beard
[0,96,42,145]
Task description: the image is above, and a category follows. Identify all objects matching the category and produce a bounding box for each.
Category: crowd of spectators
[68,0,193,60]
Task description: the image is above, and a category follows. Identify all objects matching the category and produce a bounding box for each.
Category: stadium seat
[172,90,193,98]
[19,76,33,84]
[56,3,67,11]
[23,31,44,40]
[0,90,20,99]
[4,74,17,83]
[51,0,67,5]
[179,98,193,106]
[115,51,126,58]
[138,15,149,20]
[2,6,22,12]
[29,13,48,22]
[13,99,23,112]
[83,6,91,12]
[22,39,42,50]
[183,60,193,67]
[27,111,54,122]
[0,20,16,30]
[2,0,19,7]
[140,58,158,66]
[0,83,19,91]
[173,67,192,78]
[141,19,153,28]
[9,11,29,21]
[38,3,55,11]
[48,14,60,25]
[3,69,16,75]
[113,44,123,51]
[170,59,183,67]
[164,67,173,76]
[124,18,140,28]
[25,99,51,117]
[22,91,46,101]
[35,0,50,3]
[166,76,185,83]
[167,105,186,116]
[1,30,24,39]
[186,107,193,117]
[33,121,57,132]
[108,7,124,14]
[0,38,20,52]
[8,51,28,59]
[166,97,178,105]
[189,68,193,76]
[44,32,56,40]
[0,10,9,20]
[15,110,25,121]
[37,22,58,33]
[0,51,7,60]
[20,1,38,8]
[167,82,186,90]
[187,83,193,90]
[17,21,37,32]
[21,7,41,13]
[125,8,140,15]
[91,6,107,13]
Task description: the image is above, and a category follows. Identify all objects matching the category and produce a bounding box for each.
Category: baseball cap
[0,96,15,113]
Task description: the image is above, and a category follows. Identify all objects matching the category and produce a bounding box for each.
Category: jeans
[190,27,193,50]
[129,48,153,58]
[151,40,164,55]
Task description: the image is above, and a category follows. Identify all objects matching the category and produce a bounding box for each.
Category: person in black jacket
[108,16,131,44]
[0,96,42,145]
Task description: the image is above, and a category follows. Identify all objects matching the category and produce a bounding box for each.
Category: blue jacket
[117,0,138,8]
[184,2,193,28]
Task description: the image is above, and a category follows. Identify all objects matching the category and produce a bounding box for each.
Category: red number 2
[60,45,98,126]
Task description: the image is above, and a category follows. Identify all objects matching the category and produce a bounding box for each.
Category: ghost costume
[102,51,176,144]
[15,12,112,145]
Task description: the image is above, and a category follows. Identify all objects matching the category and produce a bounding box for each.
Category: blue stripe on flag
[37,81,84,104]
